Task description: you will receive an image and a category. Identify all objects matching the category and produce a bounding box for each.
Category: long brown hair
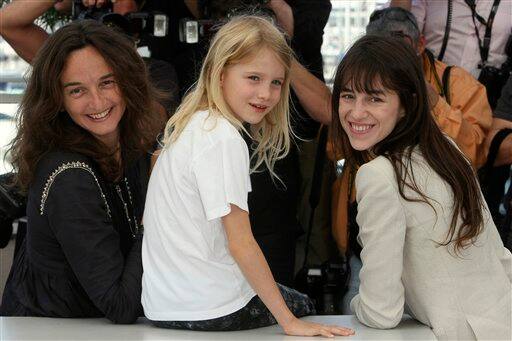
[331,35,484,251]
[8,20,164,189]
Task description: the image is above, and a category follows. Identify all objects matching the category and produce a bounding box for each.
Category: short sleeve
[192,137,251,221]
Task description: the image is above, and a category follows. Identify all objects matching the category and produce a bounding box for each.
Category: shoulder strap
[426,49,448,99]
[441,66,453,105]
[464,0,501,65]
[302,125,328,267]
[438,0,453,61]
[483,128,512,171]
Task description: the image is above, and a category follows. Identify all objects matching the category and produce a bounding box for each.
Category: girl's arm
[222,204,354,337]
[0,0,57,63]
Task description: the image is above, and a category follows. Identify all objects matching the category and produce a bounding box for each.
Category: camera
[294,257,349,315]
[178,0,275,44]
[72,0,168,43]
[478,34,512,108]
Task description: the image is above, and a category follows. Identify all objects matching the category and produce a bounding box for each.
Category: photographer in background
[0,0,179,114]
[390,0,512,109]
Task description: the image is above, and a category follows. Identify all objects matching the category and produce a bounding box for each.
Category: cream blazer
[350,150,512,340]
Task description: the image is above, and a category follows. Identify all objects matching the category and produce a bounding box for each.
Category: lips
[250,103,268,113]
[87,108,112,121]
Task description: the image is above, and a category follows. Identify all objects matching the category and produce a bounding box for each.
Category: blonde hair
[162,15,294,179]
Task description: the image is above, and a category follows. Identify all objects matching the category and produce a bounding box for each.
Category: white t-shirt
[141,110,256,321]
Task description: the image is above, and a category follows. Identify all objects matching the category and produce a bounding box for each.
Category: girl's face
[220,47,285,125]
[338,82,404,151]
[60,46,126,148]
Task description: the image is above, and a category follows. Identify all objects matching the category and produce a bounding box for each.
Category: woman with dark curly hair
[0,19,165,323]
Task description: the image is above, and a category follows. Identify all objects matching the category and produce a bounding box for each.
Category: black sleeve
[45,168,142,324]
[288,0,331,139]
[290,0,331,80]
[495,76,512,121]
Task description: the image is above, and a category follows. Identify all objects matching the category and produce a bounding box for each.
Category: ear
[417,35,426,55]
[399,104,406,118]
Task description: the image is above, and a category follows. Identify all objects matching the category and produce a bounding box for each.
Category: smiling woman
[0,20,165,323]
[330,35,511,340]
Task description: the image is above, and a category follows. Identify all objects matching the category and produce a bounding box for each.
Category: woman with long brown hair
[331,35,511,340]
[0,20,164,323]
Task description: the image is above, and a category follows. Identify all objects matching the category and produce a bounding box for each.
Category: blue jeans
[340,255,362,314]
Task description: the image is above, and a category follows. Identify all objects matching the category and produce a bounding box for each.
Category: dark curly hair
[8,20,165,189]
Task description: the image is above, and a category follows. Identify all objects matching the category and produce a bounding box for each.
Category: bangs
[338,55,398,95]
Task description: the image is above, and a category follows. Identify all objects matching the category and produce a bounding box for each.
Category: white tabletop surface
[0,315,436,341]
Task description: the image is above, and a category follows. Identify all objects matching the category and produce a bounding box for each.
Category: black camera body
[294,257,349,315]
[72,0,168,43]
[479,34,512,109]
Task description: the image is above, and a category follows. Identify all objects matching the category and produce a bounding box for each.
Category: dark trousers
[151,284,315,331]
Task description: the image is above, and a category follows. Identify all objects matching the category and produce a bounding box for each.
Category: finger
[319,328,335,338]
[329,325,355,333]
[329,326,355,336]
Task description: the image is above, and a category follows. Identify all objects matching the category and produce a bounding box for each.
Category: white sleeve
[192,137,251,221]
[411,0,426,34]
[350,161,406,329]
[486,210,512,283]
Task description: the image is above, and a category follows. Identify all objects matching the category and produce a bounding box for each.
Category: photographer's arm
[223,204,353,337]
[267,0,294,38]
[485,118,512,166]
[0,0,53,63]
[489,77,512,166]
[290,59,332,124]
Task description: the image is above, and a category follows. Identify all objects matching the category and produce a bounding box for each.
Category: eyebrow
[62,73,115,88]
[244,71,285,80]
[340,87,385,95]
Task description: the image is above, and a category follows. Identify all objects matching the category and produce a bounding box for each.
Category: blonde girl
[141,15,353,337]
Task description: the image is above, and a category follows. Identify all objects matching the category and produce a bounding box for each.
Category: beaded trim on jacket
[39,161,111,218]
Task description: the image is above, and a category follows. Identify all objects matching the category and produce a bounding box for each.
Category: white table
[0,315,436,340]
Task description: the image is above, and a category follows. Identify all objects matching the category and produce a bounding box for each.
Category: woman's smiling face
[338,81,404,151]
[60,46,126,148]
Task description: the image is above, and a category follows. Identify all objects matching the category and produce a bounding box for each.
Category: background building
[322,0,387,82]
